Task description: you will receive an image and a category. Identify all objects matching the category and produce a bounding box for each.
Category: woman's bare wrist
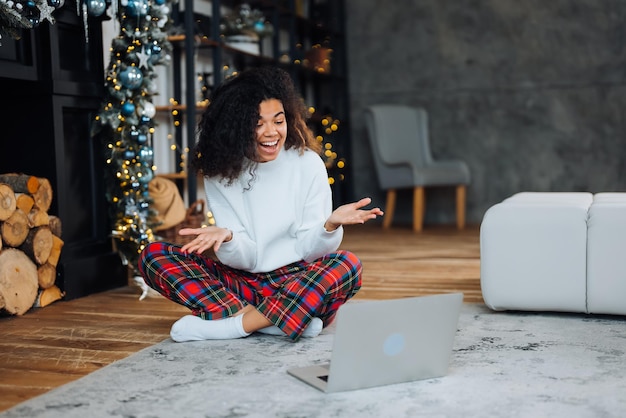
[324,221,340,232]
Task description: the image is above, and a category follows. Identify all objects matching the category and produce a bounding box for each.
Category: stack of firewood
[0,173,64,315]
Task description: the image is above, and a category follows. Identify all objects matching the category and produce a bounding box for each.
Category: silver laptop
[287,292,463,393]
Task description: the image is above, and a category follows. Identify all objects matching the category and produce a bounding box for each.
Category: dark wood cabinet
[0,2,126,300]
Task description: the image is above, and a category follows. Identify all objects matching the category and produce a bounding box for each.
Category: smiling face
[255,99,287,162]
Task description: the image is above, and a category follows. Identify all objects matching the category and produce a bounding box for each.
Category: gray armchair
[364,105,470,232]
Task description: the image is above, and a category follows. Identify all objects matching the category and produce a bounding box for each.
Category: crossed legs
[138,242,362,342]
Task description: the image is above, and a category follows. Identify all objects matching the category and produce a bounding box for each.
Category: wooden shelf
[157,172,187,180]
[155,104,207,112]
[167,34,220,48]
[160,0,351,204]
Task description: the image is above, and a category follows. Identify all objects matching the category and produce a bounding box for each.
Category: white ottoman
[480,192,593,313]
[587,193,626,315]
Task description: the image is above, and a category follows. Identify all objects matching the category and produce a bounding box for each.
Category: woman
[138,66,383,342]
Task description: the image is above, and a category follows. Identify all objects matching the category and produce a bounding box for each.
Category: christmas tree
[91,0,176,273]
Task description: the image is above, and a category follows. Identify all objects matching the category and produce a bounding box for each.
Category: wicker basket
[157,200,207,245]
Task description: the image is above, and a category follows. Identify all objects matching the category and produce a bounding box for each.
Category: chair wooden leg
[382,189,396,229]
[413,186,425,232]
[456,185,466,230]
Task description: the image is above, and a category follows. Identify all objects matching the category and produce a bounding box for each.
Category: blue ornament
[26,15,40,27]
[128,129,140,141]
[137,133,148,144]
[126,0,149,17]
[48,0,65,8]
[154,0,165,5]
[149,44,162,64]
[138,169,153,184]
[121,102,135,116]
[123,149,135,160]
[25,0,36,8]
[139,115,151,125]
[119,67,143,89]
[139,146,153,161]
[87,0,107,16]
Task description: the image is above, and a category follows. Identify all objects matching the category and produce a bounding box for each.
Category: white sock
[257,317,323,338]
[170,315,251,342]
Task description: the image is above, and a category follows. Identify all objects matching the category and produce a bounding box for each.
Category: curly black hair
[191,66,320,183]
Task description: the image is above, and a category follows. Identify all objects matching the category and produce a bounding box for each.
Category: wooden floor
[0,224,482,412]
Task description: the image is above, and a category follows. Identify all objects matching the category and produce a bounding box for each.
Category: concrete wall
[345,0,626,226]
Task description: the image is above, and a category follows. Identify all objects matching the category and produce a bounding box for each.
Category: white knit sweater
[203,147,343,273]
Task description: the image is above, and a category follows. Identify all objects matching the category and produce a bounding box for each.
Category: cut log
[0,174,39,194]
[33,285,64,308]
[0,248,38,315]
[19,226,53,265]
[15,193,35,214]
[33,177,52,212]
[27,208,50,228]
[47,235,64,267]
[48,215,63,237]
[1,209,29,247]
[37,262,57,289]
[0,183,16,221]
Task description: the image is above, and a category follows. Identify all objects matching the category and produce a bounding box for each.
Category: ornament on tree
[136,132,147,144]
[86,0,105,17]
[91,0,177,275]
[149,43,162,61]
[128,128,139,141]
[125,0,147,17]
[120,101,135,116]
[136,45,150,68]
[123,149,135,159]
[137,164,153,184]
[119,66,143,89]
[139,145,153,161]
[139,101,156,118]
[37,1,55,24]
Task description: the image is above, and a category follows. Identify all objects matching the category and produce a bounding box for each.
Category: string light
[307,109,346,186]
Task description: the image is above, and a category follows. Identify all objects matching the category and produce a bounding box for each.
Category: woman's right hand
[179,226,233,254]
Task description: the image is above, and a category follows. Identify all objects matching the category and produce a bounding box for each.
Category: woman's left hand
[324,197,384,231]
[179,226,233,254]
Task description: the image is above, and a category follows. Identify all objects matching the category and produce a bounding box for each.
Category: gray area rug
[3,303,625,418]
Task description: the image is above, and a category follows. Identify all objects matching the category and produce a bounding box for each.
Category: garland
[0,0,61,42]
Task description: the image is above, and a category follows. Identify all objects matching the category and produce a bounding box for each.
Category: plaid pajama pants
[138,242,362,341]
